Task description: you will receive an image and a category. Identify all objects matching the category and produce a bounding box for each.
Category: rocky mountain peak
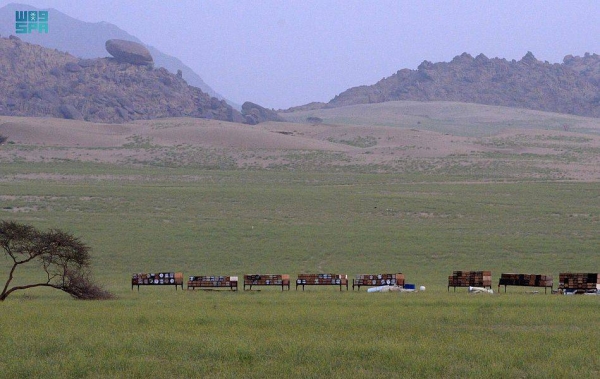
[519,51,539,65]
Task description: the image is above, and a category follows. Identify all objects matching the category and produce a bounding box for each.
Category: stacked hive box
[448,271,492,291]
[296,273,348,291]
[132,272,184,290]
[187,275,238,290]
[352,273,405,290]
[243,274,290,290]
[559,273,599,292]
[498,273,553,293]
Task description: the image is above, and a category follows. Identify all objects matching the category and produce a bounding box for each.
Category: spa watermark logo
[15,10,49,34]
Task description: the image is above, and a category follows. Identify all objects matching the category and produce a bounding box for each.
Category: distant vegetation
[306,116,323,125]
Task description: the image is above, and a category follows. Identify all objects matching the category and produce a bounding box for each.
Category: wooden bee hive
[187,275,238,290]
[352,273,405,290]
[243,274,290,290]
[131,272,184,290]
[558,272,599,292]
[296,273,348,291]
[448,271,492,291]
[498,273,553,293]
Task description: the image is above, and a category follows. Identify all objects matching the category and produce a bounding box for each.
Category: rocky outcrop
[59,104,83,120]
[105,39,153,66]
[0,37,243,123]
[281,102,327,113]
[241,102,285,125]
[323,52,600,118]
[64,62,82,72]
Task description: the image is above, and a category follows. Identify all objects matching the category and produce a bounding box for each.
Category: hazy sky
[3,1,600,109]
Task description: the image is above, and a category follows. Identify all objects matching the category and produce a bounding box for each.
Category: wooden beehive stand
[498,273,553,293]
[558,272,599,293]
[132,272,184,291]
[352,273,405,290]
[296,274,348,291]
[448,271,492,292]
[187,275,238,291]
[243,274,290,291]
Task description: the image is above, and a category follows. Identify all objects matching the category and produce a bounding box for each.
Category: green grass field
[1,292,598,378]
[1,161,598,377]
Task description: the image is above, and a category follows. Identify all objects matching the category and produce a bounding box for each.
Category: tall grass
[0,292,598,377]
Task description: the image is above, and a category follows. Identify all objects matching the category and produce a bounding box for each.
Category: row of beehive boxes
[451,272,598,289]
[448,271,492,287]
[132,272,598,289]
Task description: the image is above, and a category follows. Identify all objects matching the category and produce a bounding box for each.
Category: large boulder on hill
[241,101,284,125]
[105,39,153,65]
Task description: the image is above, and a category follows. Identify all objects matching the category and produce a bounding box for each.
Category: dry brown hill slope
[2,104,600,181]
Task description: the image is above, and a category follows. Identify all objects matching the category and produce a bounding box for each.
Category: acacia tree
[0,220,113,301]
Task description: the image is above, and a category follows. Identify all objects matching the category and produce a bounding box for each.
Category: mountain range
[291,51,600,118]
[2,3,600,123]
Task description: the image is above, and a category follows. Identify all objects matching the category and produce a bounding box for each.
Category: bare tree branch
[0,283,60,300]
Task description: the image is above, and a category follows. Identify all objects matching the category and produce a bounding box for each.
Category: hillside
[299,52,600,118]
[0,36,242,123]
[0,2,237,108]
[280,100,600,137]
[2,102,600,181]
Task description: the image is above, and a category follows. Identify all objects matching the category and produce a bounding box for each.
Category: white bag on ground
[468,286,494,294]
